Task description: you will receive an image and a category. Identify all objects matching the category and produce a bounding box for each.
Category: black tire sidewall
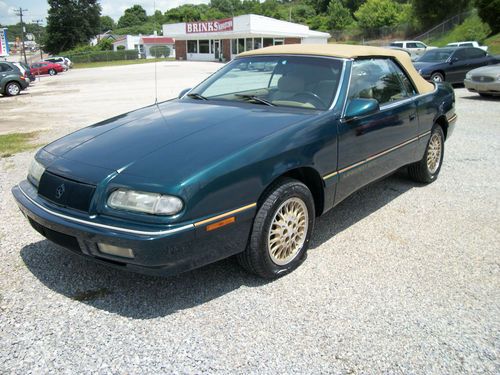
[424,126,445,181]
[431,72,444,82]
[250,180,315,278]
[49,69,56,75]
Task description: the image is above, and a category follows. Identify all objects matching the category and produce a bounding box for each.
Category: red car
[30,61,64,76]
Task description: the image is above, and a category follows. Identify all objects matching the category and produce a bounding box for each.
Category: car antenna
[153,0,158,104]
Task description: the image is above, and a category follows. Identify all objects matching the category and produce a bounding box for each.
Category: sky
[0,0,210,25]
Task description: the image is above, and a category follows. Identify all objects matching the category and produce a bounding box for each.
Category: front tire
[49,69,56,76]
[5,82,21,96]
[237,178,315,279]
[408,125,445,183]
[430,72,444,83]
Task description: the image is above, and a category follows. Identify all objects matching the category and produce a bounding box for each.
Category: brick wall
[222,39,231,61]
[175,40,186,60]
[284,38,301,45]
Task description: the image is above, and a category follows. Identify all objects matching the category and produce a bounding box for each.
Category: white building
[163,14,330,62]
[112,35,175,58]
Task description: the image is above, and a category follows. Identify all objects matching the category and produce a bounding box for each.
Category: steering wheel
[290,92,327,109]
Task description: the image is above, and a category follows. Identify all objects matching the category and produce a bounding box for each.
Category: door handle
[409,113,417,121]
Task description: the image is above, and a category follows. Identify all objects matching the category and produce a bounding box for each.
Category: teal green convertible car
[13,44,456,279]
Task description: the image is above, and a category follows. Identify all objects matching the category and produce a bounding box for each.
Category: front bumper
[464,79,500,95]
[12,180,255,276]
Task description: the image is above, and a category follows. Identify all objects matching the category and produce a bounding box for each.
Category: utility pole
[14,7,28,64]
[33,19,43,60]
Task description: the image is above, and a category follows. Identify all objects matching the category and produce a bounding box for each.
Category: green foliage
[2,22,46,44]
[412,0,472,29]
[65,49,139,64]
[475,0,500,34]
[45,0,101,54]
[99,16,115,33]
[116,45,126,50]
[354,0,401,30]
[327,0,354,30]
[484,33,500,54]
[149,45,171,57]
[117,5,148,28]
[97,38,113,51]
[427,14,491,46]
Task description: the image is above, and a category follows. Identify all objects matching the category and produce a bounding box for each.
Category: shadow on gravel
[461,94,500,101]
[20,170,416,319]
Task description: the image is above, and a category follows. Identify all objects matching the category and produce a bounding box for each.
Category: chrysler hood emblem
[55,184,66,199]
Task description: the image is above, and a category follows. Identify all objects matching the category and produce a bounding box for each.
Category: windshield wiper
[187,92,208,100]
[235,94,274,107]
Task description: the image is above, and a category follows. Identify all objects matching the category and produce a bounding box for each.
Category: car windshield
[189,56,343,110]
[418,49,453,62]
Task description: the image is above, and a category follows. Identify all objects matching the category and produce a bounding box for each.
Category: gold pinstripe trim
[447,114,457,123]
[194,203,257,227]
[323,131,431,181]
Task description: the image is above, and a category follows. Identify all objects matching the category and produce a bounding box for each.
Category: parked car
[12,62,31,83]
[30,61,64,76]
[0,61,29,96]
[44,56,72,69]
[464,64,500,97]
[414,47,499,83]
[17,61,36,82]
[446,41,488,52]
[389,41,436,60]
[12,44,457,279]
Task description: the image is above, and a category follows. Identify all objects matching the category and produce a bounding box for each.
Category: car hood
[43,100,316,184]
[468,65,500,75]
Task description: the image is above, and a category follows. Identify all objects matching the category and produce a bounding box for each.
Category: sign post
[0,28,10,57]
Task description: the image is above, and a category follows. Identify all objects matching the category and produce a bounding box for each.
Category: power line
[14,7,28,64]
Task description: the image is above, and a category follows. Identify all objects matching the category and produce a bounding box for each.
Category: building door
[214,40,220,60]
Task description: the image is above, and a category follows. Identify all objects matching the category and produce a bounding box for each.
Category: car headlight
[465,72,472,80]
[28,158,45,187]
[497,74,500,81]
[108,189,183,216]
[418,69,423,75]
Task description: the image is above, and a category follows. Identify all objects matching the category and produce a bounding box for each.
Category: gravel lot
[0,63,499,374]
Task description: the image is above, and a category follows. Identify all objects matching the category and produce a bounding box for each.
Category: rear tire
[408,125,445,183]
[237,178,315,279]
[5,82,21,96]
[49,69,56,76]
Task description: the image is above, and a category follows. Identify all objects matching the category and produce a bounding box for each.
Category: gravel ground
[0,65,499,374]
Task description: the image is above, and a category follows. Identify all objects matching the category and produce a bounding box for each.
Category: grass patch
[484,33,500,55]
[73,57,176,69]
[426,14,491,47]
[0,132,41,158]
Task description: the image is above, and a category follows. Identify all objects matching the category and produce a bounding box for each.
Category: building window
[187,40,197,53]
[238,38,245,54]
[231,39,237,54]
[274,39,284,46]
[254,38,262,50]
[245,38,253,51]
[199,40,210,54]
[263,38,273,48]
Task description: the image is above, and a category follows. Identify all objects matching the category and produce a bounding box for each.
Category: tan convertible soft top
[239,44,435,95]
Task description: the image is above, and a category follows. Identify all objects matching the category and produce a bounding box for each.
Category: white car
[446,41,488,52]
[12,62,30,83]
[43,56,73,70]
[389,41,436,60]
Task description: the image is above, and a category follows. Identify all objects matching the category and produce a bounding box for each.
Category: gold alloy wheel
[267,197,308,266]
[427,132,442,174]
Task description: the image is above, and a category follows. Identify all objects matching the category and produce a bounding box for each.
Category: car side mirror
[344,99,380,121]
[178,88,191,99]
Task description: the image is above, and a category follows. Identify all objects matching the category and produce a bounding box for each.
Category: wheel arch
[435,114,449,139]
[431,70,445,80]
[259,167,325,217]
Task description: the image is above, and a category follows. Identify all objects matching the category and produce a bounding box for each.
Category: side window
[388,60,417,97]
[390,43,403,48]
[348,59,408,106]
[467,48,486,59]
[415,42,426,48]
[0,63,13,72]
[406,43,418,49]
[453,49,468,60]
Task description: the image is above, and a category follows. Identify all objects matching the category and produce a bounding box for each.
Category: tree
[412,0,472,29]
[354,0,401,30]
[327,0,353,29]
[99,16,115,33]
[476,0,500,34]
[45,0,101,54]
[117,5,148,28]
[97,38,113,51]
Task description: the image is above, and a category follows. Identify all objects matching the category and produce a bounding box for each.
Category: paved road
[0,74,499,373]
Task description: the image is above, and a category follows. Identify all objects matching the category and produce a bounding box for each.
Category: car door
[414,42,427,58]
[406,42,418,58]
[465,48,490,72]
[336,58,419,203]
[446,49,470,83]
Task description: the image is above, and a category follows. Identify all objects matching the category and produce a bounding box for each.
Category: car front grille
[38,172,96,213]
[472,76,495,82]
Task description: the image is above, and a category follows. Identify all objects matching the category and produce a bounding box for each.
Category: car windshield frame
[187,55,345,111]
[418,49,454,62]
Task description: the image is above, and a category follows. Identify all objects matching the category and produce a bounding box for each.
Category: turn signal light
[98,243,134,258]
[206,216,235,231]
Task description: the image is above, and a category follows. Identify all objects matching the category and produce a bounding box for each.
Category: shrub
[116,45,125,50]
[448,14,491,42]
[65,49,139,63]
[149,45,171,58]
